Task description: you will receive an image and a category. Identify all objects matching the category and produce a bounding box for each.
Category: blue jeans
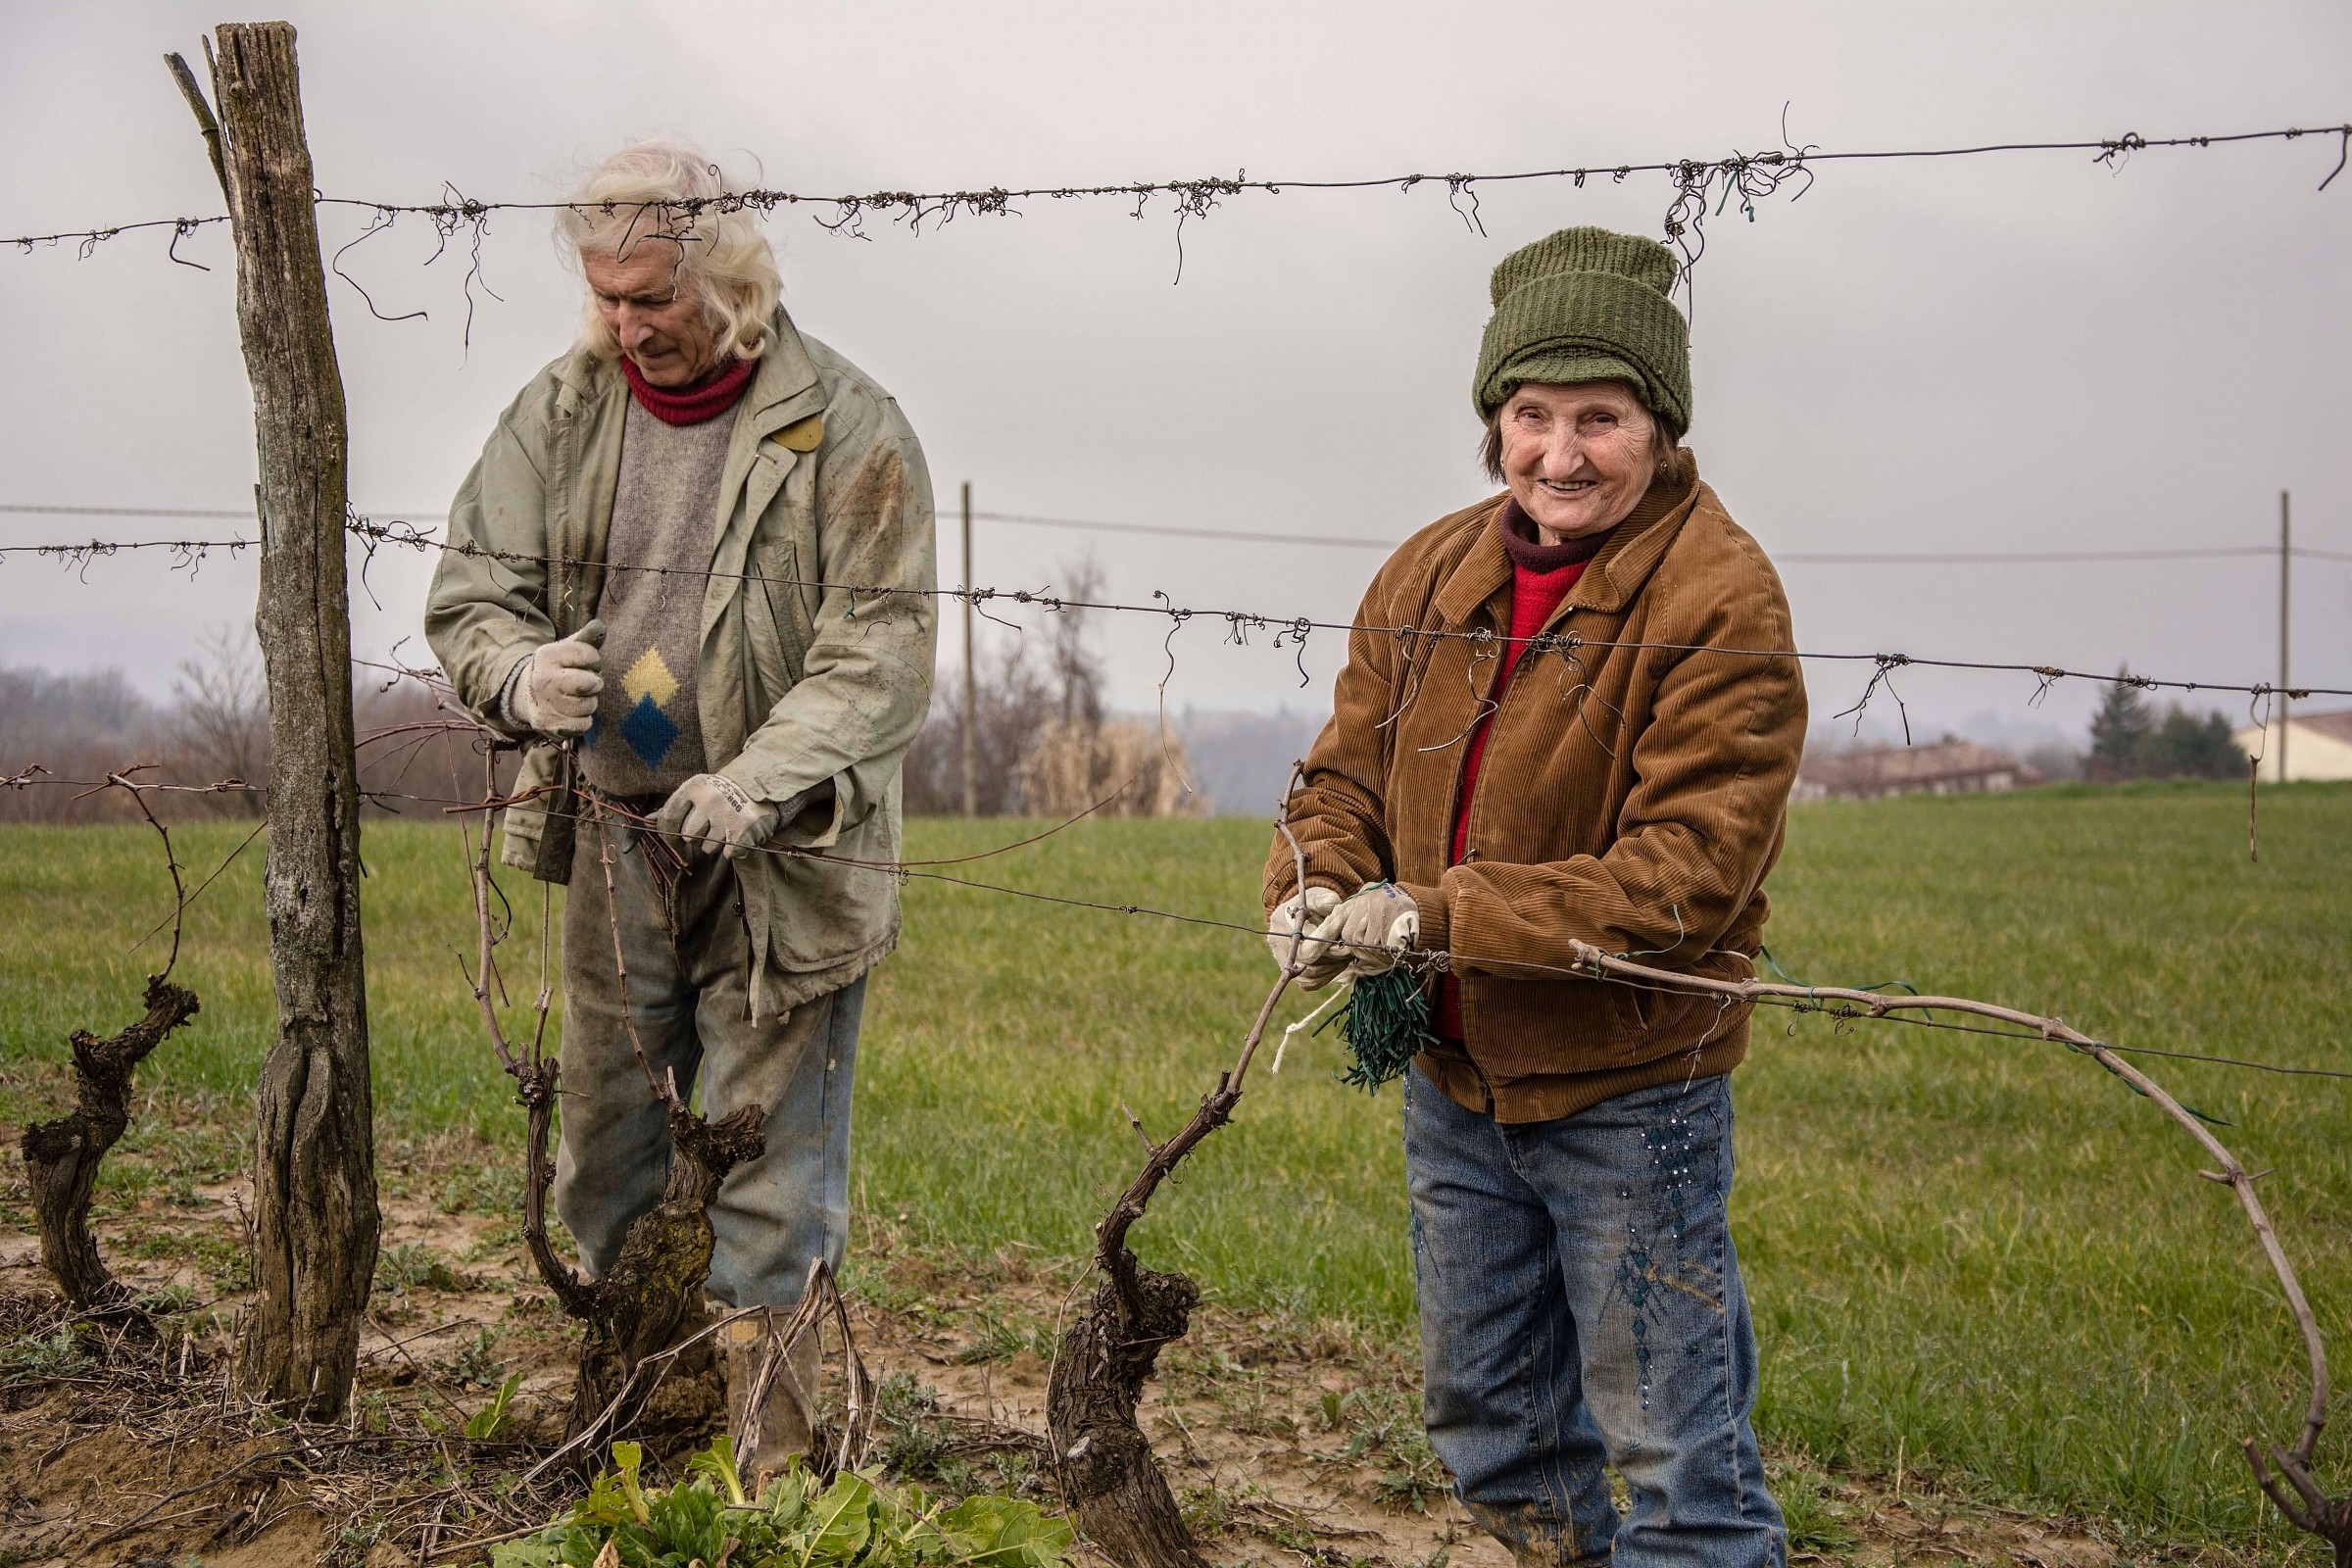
[1405,1065,1785,1568]
[556,817,863,1307]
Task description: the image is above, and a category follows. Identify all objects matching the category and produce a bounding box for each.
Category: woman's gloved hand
[1265,886,1345,986]
[655,773,783,860]
[505,619,607,738]
[1309,882,1420,980]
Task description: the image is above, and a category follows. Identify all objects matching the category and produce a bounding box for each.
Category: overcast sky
[3,1,2346,754]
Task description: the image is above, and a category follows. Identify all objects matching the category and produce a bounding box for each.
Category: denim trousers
[1405,1064,1785,1568]
[556,817,862,1307]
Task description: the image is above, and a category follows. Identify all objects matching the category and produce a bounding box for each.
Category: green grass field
[2,784,2347,1549]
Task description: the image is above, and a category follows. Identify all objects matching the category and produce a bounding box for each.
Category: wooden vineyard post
[205,21,380,1418]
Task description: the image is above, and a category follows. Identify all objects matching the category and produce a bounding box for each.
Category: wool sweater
[580,389,741,798]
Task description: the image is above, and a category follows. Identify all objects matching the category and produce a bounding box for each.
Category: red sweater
[1435,500,1607,1038]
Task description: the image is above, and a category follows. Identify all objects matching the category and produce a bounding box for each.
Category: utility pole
[961,481,977,817]
[184,22,379,1419]
[2278,489,2291,785]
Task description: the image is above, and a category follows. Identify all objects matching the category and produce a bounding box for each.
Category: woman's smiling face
[1496,380,1663,543]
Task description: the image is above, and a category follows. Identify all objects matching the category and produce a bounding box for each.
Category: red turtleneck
[621,354,756,425]
[1435,497,1612,1039]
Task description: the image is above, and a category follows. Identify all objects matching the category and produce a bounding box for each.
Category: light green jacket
[423,310,938,1014]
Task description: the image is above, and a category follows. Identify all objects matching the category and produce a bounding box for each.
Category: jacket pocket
[746,538,807,712]
[499,744,563,878]
[749,806,901,971]
[1613,980,1656,1040]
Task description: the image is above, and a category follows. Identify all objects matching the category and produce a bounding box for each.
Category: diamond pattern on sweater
[622,647,680,709]
[580,402,726,799]
[618,692,679,768]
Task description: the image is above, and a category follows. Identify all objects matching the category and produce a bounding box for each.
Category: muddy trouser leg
[553,817,709,1280]
[1409,1065,1786,1568]
[624,840,864,1312]
[692,969,863,1311]
[1406,1063,1619,1565]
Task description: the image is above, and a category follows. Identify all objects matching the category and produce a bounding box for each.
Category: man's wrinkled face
[1497,380,1662,543]
[583,243,721,388]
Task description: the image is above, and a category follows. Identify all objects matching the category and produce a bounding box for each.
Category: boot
[723,1306,821,1480]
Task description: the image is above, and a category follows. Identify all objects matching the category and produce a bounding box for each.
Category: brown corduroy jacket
[1263,452,1806,1123]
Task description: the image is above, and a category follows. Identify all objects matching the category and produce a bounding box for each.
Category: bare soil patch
[0,1126,2215,1566]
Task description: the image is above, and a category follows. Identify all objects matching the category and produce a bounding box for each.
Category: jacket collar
[1428,450,1702,630]
[1429,498,1513,631]
[740,309,825,428]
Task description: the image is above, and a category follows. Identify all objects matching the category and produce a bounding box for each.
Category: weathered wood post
[204,21,380,1418]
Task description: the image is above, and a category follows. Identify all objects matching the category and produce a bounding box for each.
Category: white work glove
[1266,886,1345,988]
[654,773,782,860]
[505,619,606,738]
[1308,882,1421,981]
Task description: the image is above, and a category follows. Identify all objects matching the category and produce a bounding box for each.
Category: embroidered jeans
[1405,1065,1785,1568]
[556,816,862,1306]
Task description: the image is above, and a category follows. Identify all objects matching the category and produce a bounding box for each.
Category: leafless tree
[168,625,269,815]
[1046,559,1105,730]
[0,666,165,823]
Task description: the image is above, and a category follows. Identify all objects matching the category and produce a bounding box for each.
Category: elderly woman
[1264,227,1804,1566]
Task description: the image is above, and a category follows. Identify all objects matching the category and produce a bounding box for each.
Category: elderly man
[425,140,935,1459]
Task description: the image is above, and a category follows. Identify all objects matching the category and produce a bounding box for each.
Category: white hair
[559,138,782,364]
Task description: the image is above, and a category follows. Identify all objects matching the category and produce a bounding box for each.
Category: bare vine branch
[1556,938,2342,1554]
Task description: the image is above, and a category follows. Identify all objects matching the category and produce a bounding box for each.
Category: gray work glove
[505,619,607,738]
[1266,886,1345,988]
[1308,882,1421,982]
[655,772,784,860]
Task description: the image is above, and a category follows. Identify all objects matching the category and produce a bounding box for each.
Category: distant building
[2232,708,2352,783]
[1795,735,2041,802]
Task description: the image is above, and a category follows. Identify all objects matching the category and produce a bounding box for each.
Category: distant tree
[2139,707,2246,780]
[905,555,1110,816]
[170,625,270,815]
[1045,559,1105,730]
[2086,668,2154,782]
[0,665,165,823]
[902,641,1056,816]
[2021,743,2085,783]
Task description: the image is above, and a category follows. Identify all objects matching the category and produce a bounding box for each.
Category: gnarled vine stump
[1048,1250,1206,1568]
[1046,975,1293,1568]
[21,976,200,1313]
[509,1054,765,1448]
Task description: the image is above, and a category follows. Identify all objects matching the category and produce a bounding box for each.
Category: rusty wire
[2,512,2346,705]
[11,501,2352,564]
[9,121,2348,292]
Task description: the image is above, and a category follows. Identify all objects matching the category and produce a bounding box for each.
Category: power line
[968,509,1394,550]
[1777,546,2282,564]
[0,503,267,520]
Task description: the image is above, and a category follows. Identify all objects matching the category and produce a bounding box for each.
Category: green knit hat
[1474,225,1691,431]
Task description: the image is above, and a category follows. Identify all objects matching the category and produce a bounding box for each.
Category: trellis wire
[10,755,2349,1087]
[2,514,2346,705]
[10,119,2348,274]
